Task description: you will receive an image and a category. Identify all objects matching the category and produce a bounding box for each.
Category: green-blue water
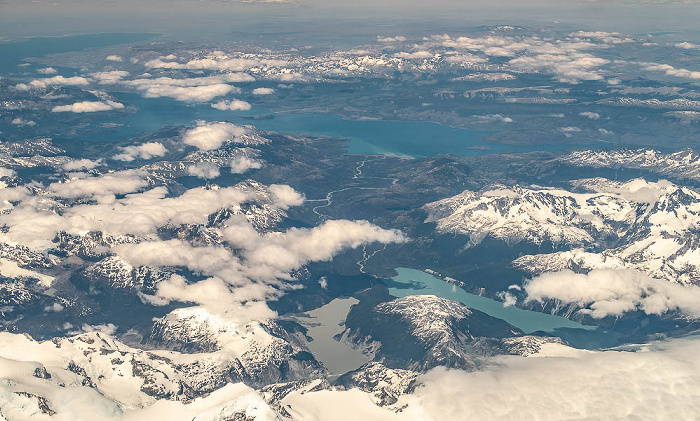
[78,93,588,158]
[3,34,602,158]
[387,267,593,333]
[0,33,154,73]
[386,268,621,349]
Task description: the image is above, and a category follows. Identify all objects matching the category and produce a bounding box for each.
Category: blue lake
[386,267,621,349]
[78,93,592,158]
[387,267,592,334]
[0,33,155,73]
[3,34,600,158]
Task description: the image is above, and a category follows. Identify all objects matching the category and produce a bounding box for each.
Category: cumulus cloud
[560,126,581,136]
[63,158,102,171]
[509,53,609,83]
[10,118,35,126]
[429,33,612,83]
[0,168,16,178]
[675,41,699,49]
[211,99,251,111]
[141,84,236,102]
[472,114,513,123]
[0,184,269,249]
[252,87,275,95]
[112,142,168,161]
[117,218,405,321]
[51,100,125,113]
[394,51,433,60]
[568,30,634,44]
[229,156,263,174]
[145,54,285,72]
[377,35,407,43]
[397,336,700,421]
[574,177,676,204]
[14,75,89,90]
[187,162,221,179]
[525,268,700,318]
[182,121,248,151]
[125,74,254,102]
[36,67,56,74]
[640,62,700,80]
[90,70,129,84]
[579,111,601,119]
[47,169,149,200]
[106,55,124,62]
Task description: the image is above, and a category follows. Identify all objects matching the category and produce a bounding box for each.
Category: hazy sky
[1,0,699,39]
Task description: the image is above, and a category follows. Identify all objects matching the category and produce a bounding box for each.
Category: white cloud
[0,258,54,287]
[10,118,36,126]
[140,84,236,102]
[106,55,124,62]
[665,110,700,122]
[47,169,149,200]
[187,162,221,179]
[51,100,125,113]
[394,51,433,60]
[509,53,609,83]
[182,121,248,151]
[118,218,405,321]
[473,114,513,123]
[229,156,263,174]
[675,41,699,49]
[396,336,700,421]
[36,67,56,74]
[211,99,251,111]
[525,268,700,318]
[568,30,634,44]
[640,62,700,80]
[0,168,16,178]
[80,323,118,335]
[0,184,268,249]
[125,74,253,102]
[129,74,253,87]
[281,336,700,419]
[112,142,168,161]
[430,34,611,83]
[579,111,601,119]
[63,158,102,171]
[560,126,582,132]
[90,70,129,84]
[145,55,285,72]
[14,75,90,90]
[377,35,407,43]
[252,87,275,95]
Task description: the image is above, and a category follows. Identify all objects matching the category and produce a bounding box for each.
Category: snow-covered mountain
[425,178,700,286]
[560,148,700,183]
[144,306,327,388]
[423,181,638,248]
[0,330,280,420]
[341,289,523,372]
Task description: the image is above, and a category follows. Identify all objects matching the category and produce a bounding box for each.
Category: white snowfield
[2,330,699,421]
[425,178,700,286]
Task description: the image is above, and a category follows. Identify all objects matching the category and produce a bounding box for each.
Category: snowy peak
[424,184,616,247]
[561,148,700,183]
[426,178,700,248]
[342,290,521,372]
[375,295,474,341]
[144,307,327,388]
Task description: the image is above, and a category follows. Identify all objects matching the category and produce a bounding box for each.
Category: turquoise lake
[386,268,622,349]
[78,93,593,158]
[387,267,593,334]
[3,33,604,158]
